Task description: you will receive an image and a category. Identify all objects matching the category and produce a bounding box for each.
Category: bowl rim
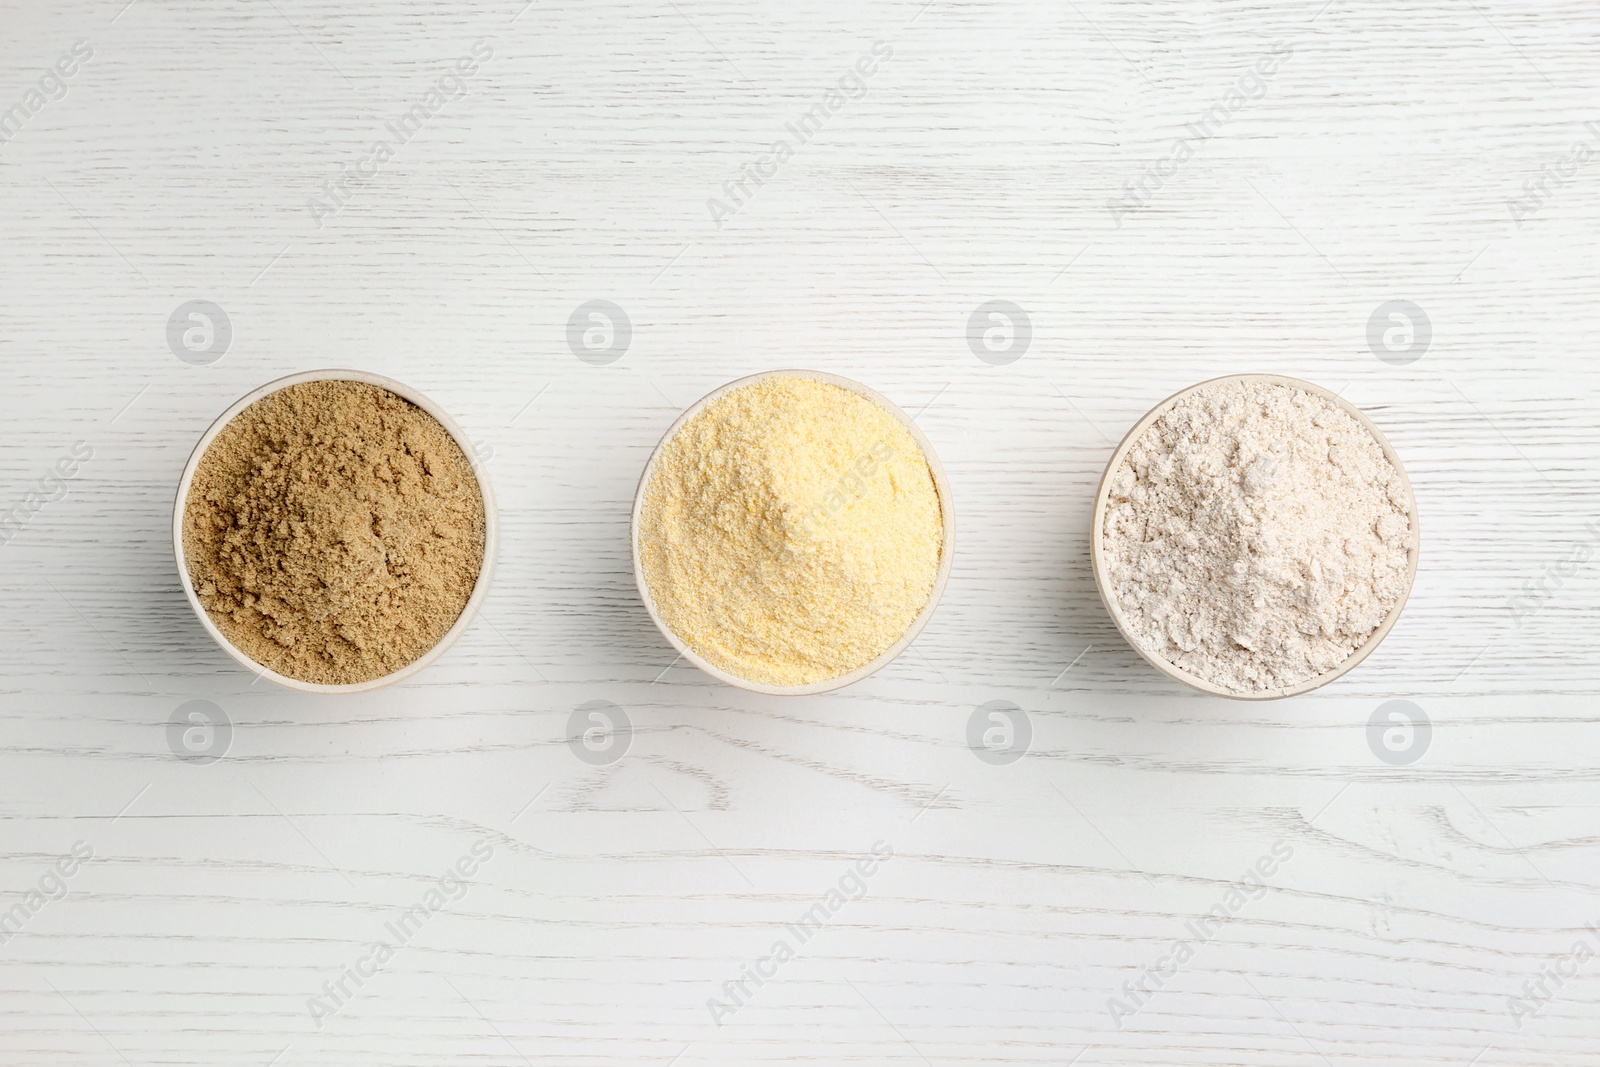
[1088,372,1421,701]
[630,369,955,696]
[172,368,499,694]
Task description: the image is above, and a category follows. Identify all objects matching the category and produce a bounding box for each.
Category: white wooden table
[3,0,1598,1063]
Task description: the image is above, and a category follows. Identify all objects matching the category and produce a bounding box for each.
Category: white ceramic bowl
[631,370,955,696]
[1089,373,1420,700]
[173,369,498,693]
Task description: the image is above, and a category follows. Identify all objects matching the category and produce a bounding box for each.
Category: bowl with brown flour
[632,371,954,695]
[1091,374,1419,699]
[174,370,497,693]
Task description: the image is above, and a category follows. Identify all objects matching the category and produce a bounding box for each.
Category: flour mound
[184,380,486,685]
[1102,379,1412,693]
[638,376,944,687]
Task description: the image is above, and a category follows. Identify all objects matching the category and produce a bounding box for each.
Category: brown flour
[183,379,485,685]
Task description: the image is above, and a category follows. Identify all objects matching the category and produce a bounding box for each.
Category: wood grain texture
[2,0,1598,1063]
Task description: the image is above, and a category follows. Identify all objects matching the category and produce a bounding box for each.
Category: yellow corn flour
[638,375,944,687]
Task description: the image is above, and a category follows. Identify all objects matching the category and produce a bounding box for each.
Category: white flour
[1102,379,1413,693]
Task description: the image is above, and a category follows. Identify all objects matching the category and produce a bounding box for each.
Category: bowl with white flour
[631,370,955,695]
[1091,374,1419,699]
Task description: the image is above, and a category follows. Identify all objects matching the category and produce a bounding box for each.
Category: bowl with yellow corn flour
[173,370,497,693]
[632,371,954,694]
